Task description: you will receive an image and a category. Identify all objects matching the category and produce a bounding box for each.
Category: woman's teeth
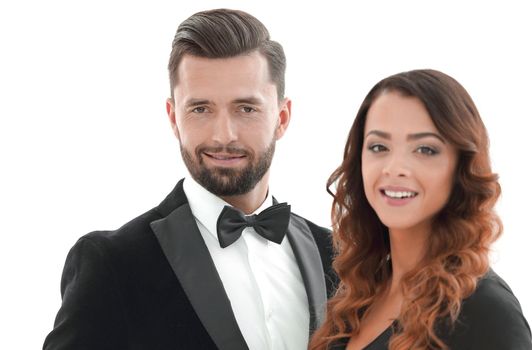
[384,190,417,199]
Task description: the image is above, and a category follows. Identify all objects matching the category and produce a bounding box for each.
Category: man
[44,8,335,350]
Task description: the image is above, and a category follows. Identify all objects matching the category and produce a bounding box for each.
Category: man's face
[167,51,291,196]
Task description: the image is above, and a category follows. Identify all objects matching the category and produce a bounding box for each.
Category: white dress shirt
[183,177,310,350]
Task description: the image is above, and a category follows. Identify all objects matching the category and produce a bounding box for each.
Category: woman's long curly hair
[310,69,502,349]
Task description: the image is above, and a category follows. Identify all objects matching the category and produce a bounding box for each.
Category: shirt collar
[183,177,274,241]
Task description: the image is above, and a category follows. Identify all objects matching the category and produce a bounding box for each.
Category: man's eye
[415,146,439,155]
[368,144,388,153]
[192,106,207,113]
[240,106,256,113]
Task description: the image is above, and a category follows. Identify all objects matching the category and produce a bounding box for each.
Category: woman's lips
[379,187,419,206]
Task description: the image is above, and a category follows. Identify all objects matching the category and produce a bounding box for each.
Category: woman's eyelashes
[366,142,441,156]
[415,145,440,156]
[368,143,388,153]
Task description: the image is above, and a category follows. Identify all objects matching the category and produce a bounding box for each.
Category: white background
[1,0,531,348]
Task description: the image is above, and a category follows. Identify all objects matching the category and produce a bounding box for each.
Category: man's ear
[166,97,180,140]
[275,98,291,140]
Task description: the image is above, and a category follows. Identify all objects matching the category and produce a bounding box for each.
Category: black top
[333,269,532,349]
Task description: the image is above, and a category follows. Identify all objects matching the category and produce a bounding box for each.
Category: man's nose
[211,111,238,145]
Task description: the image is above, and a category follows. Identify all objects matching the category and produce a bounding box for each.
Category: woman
[310,69,531,349]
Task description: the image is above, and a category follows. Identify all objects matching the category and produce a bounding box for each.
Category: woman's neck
[388,224,430,292]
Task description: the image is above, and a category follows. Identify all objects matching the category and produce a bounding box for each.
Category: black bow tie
[216,202,291,248]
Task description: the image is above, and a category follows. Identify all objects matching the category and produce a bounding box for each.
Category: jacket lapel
[150,202,249,350]
[286,215,328,333]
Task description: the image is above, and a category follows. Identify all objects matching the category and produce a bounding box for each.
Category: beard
[180,138,276,197]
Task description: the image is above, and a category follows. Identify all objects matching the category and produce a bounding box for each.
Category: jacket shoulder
[81,207,162,245]
[291,212,337,297]
[291,212,331,237]
[80,179,188,249]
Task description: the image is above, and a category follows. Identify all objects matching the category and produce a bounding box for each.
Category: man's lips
[203,152,246,160]
[202,152,248,166]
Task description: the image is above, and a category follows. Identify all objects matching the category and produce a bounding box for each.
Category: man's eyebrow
[232,96,264,105]
[184,99,212,108]
[183,97,264,107]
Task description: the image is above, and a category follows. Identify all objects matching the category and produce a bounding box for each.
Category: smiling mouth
[203,152,246,161]
[381,189,418,199]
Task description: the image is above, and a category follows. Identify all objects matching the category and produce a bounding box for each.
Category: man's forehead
[173,54,276,104]
[175,52,271,89]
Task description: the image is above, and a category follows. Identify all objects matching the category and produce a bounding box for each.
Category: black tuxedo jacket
[43,180,336,350]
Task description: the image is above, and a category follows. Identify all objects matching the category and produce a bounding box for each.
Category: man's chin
[199,178,251,197]
[207,166,245,177]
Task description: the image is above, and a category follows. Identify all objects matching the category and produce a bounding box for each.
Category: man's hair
[168,9,286,100]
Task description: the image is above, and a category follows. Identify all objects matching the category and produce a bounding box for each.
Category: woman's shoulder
[462,269,522,319]
[449,268,532,349]
[465,268,521,310]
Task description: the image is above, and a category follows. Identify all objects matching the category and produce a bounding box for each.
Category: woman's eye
[416,146,438,155]
[368,144,388,153]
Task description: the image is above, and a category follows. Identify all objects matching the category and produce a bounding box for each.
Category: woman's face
[361,91,458,234]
